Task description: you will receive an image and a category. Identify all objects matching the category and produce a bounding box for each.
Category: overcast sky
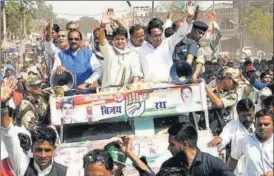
[46,1,228,21]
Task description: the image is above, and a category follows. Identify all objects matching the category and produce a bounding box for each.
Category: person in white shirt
[99,21,143,87]
[128,24,147,50]
[228,109,273,176]
[208,98,255,176]
[138,7,194,83]
[1,79,81,176]
[44,22,61,72]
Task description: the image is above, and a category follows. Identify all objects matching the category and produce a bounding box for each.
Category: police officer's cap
[193,21,209,32]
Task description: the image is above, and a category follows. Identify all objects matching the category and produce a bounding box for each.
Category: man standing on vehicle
[52,29,102,91]
[138,4,195,82]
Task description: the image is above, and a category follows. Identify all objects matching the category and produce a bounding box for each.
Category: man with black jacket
[159,122,235,176]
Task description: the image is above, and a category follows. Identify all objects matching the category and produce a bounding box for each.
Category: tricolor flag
[207,10,222,57]
[176,0,188,14]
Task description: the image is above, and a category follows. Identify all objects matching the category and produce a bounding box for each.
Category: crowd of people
[1,3,273,176]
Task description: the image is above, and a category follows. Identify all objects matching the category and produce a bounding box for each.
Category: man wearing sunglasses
[52,29,102,93]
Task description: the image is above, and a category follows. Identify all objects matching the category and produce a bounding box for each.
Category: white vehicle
[50,81,219,175]
[240,46,266,58]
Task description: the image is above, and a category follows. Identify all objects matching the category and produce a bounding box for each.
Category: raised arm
[117,135,154,175]
[1,77,29,175]
[167,4,195,51]
[205,84,224,108]
[46,20,53,42]
[99,11,110,46]
[109,9,128,30]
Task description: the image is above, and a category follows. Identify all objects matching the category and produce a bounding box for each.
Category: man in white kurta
[138,19,193,82]
[228,109,273,176]
[208,98,255,176]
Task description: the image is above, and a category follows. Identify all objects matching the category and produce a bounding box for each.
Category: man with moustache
[138,5,195,83]
[159,122,235,176]
[228,109,273,176]
[128,24,147,50]
[52,29,102,92]
[208,98,255,176]
[180,86,193,106]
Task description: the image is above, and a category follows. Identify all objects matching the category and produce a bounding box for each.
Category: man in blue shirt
[52,29,102,92]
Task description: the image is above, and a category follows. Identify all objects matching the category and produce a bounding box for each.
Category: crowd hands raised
[1,2,274,176]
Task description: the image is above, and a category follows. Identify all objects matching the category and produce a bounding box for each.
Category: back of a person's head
[147,18,164,36]
[245,57,251,62]
[112,27,128,39]
[168,122,198,148]
[83,149,113,171]
[29,125,57,146]
[53,24,60,33]
[18,133,31,153]
[244,60,252,67]
[236,98,254,112]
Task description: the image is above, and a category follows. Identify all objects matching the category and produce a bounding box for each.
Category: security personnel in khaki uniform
[205,67,239,135]
[192,43,208,80]
[19,74,50,130]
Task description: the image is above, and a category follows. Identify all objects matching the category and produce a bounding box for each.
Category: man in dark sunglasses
[52,29,102,94]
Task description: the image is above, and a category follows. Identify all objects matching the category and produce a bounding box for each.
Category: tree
[243,5,273,45]
[5,2,21,39]
[32,1,54,35]
[33,1,54,21]
[77,16,100,37]
[55,18,69,30]
[4,1,43,39]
